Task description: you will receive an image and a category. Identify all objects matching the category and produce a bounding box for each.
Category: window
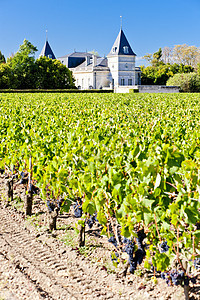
[123,46,129,54]
[48,54,52,59]
[112,79,114,87]
[128,79,132,86]
[121,79,125,86]
[125,63,128,69]
[113,47,117,53]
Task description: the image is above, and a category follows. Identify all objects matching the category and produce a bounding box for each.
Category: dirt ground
[0,175,199,300]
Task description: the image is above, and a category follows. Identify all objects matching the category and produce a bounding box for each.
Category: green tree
[167,72,200,92]
[35,56,75,89]
[0,40,75,90]
[141,62,194,85]
[151,48,163,67]
[0,63,13,88]
[0,51,6,63]
[7,39,38,89]
[143,48,164,67]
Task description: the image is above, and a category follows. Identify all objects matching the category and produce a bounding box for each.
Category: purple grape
[108,236,118,249]
[194,258,200,270]
[47,200,55,212]
[73,199,82,218]
[159,241,169,253]
[190,277,196,284]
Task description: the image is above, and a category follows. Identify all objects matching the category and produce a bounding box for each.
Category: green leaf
[154,173,161,190]
[144,211,152,226]
[143,198,155,209]
[184,207,198,225]
[82,200,95,215]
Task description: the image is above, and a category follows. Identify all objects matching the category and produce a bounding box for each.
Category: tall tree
[162,47,173,64]
[0,63,12,88]
[35,56,75,89]
[172,44,200,67]
[7,39,38,89]
[0,51,6,63]
[151,48,163,66]
[143,48,164,67]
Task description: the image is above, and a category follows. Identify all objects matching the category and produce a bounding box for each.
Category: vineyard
[0,92,199,299]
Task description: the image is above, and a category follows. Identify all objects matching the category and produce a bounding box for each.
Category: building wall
[58,57,68,66]
[73,70,111,89]
[107,55,136,86]
[73,71,94,89]
[138,85,180,93]
[135,68,141,85]
[115,85,180,93]
[107,56,119,86]
[94,70,111,89]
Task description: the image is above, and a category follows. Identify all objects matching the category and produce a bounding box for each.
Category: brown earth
[0,175,199,300]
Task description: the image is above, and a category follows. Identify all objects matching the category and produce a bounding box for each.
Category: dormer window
[123,46,129,54]
[113,47,117,53]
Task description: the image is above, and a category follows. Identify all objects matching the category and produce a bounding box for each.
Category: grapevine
[0,92,199,299]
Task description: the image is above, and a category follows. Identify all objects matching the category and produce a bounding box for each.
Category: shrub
[166,72,200,92]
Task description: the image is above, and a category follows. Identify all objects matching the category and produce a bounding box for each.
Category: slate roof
[108,29,136,56]
[73,56,108,71]
[97,57,108,67]
[58,52,93,59]
[39,41,56,59]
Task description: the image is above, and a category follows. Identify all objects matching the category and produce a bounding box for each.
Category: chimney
[85,56,90,66]
[93,55,97,67]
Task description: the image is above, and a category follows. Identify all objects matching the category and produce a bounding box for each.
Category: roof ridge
[39,40,56,59]
[108,29,136,56]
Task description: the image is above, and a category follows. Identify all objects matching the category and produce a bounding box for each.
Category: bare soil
[0,175,199,300]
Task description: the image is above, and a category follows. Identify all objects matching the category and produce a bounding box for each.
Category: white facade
[57,29,141,90]
[71,56,111,89]
[107,55,136,87]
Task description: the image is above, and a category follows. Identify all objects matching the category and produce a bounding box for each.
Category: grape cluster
[161,270,197,286]
[73,198,82,218]
[194,258,200,270]
[47,200,56,213]
[126,229,146,273]
[123,238,136,273]
[46,199,63,213]
[57,199,64,209]
[108,229,146,274]
[27,182,40,195]
[86,213,98,229]
[19,171,28,184]
[158,241,169,253]
[135,229,146,264]
[108,236,118,249]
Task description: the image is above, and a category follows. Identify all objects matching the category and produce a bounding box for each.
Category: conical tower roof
[39,40,56,59]
[108,29,136,56]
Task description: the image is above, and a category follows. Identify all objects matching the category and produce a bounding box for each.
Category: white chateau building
[40,29,141,90]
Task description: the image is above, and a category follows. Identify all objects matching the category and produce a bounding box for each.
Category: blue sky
[1,0,200,65]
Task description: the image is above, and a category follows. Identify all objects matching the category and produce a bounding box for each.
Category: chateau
[40,28,141,90]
